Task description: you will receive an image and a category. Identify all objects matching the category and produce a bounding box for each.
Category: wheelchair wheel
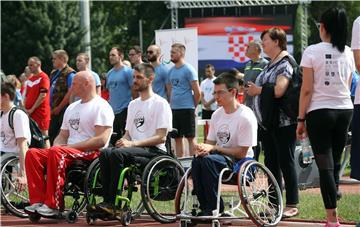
[237,160,283,227]
[1,154,29,218]
[141,156,184,223]
[174,168,196,215]
[84,158,103,207]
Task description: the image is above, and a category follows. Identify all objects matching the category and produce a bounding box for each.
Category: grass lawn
[297,192,360,222]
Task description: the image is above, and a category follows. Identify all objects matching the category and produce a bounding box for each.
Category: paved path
[1,215,358,227]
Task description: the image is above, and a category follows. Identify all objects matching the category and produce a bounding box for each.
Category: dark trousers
[49,108,65,145]
[261,124,298,206]
[192,154,228,213]
[111,109,127,145]
[202,109,214,120]
[99,147,162,203]
[350,105,360,180]
[307,108,352,209]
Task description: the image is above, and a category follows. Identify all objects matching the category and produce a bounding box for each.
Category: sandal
[282,207,299,218]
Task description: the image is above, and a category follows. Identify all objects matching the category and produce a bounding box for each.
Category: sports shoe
[97,202,121,215]
[282,207,299,218]
[323,221,341,227]
[37,204,59,217]
[24,203,43,213]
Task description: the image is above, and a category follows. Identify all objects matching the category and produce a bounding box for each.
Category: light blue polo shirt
[106,66,133,114]
[169,63,198,109]
[153,64,170,99]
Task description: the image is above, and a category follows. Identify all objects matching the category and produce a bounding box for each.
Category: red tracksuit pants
[25,146,99,210]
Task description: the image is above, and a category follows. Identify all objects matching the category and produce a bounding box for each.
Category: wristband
[297,117,305,122]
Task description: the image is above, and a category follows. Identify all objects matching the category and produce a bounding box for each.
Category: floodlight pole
[80,0,91,69]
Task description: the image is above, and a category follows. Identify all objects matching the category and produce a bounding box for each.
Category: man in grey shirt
[243,40,268,108]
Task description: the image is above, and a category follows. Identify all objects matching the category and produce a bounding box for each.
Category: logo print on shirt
[134,111,145,132]
[0,131,8,145]
[171,78,180,87]
[217,124,231,145]
[69,112,80,131]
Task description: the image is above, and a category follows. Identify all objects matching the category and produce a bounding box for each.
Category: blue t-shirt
[91,70,101,87]
[50,70,76,106]
[351,71,359,97]
[106,66,133,114]
[169,63,198,109]
[153,64,170,99]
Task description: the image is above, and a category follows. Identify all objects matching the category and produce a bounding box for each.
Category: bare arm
[66,126,113,151]
[16,137,28,177]
[116,128,167,148]
[166,84,172,102]
[26,93,46,114]
[195,140,249,159]
[53,129,70,146]
[298,67,314,119]
[246,75,289,98]
[191,80,201,107]
[354,50,360,72]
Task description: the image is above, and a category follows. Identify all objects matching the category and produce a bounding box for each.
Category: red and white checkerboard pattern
[228,35,254,62]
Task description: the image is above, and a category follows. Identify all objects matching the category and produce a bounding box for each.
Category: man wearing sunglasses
[146,45,171,101]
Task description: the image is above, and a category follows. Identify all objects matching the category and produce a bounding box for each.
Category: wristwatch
[297,117,305,122]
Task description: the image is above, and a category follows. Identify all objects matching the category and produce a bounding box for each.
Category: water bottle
[301,138,314,164]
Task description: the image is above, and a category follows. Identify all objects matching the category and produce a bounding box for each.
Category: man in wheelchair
[24,71,114,217]
[1,82,31,192]
[191,72,257,216]
[98,63,172,215]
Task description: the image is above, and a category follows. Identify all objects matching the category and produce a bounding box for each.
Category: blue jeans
[191,154,228,213]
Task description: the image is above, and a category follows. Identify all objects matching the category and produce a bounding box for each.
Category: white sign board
[155,27,198,72]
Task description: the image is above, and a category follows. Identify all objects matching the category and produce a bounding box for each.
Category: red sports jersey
[25,71,51,130]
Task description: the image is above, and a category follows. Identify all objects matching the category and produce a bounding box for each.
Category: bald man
[147,45,171,100]
[24,71,115,217]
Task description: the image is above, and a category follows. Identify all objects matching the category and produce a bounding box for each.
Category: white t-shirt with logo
[0,107,31,153]
[207,104,257,158]
[61,95,114,147]
[300,42,355,113]
[126,94,172,151]
[351,16,360,105]
[200,77,217,111]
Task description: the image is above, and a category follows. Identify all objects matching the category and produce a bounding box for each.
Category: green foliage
[307,1,360,46]
[1,1,86,75]
[1,1,170,76]
[293,4,304,63]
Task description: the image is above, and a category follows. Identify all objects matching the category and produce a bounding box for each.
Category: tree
[1,1,86,76]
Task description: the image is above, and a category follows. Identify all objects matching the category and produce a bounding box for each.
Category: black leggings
[260,124,299,206]
[306,108,352,209]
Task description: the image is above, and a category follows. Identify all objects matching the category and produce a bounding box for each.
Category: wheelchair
[84,130,185,226]
[24,157,95,223]
[1,153,30,218]
[175,159,283,227]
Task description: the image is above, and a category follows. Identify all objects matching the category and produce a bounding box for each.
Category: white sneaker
[24,203,43,213]
[37,204,59,216]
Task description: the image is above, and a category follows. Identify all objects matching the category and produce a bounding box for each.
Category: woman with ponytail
[297,8,355,227]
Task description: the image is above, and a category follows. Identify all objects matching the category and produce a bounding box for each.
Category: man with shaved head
[24,71,114,217]
[147,44,171,100]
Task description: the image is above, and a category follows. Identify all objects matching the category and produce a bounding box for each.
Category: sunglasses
[146,50,154,54]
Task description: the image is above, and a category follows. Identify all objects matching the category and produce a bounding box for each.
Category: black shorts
[172,109,196,138]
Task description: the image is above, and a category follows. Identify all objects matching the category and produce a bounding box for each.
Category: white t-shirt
[300,42,355,113]
[351,16,360,105]
[61,95,114,147]
[0,107,31,153]
[126,94,172,151]
[200,77,217,111]
[207,104,257,158]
